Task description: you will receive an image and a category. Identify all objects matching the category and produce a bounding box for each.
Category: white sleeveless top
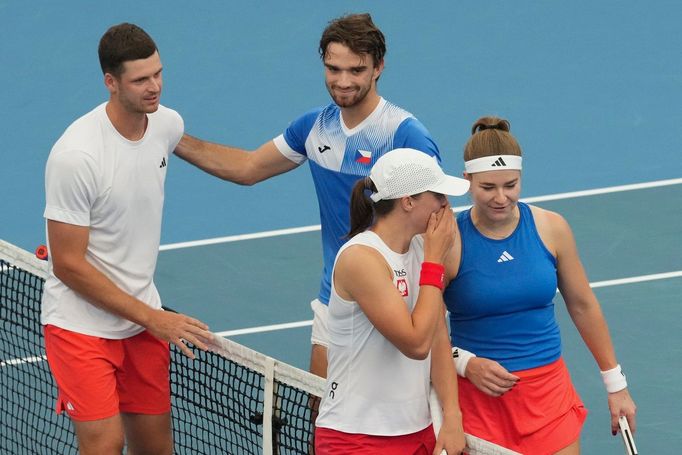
[315,231,432,436]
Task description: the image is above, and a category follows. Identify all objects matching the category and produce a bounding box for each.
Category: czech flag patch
[355,149,372,164]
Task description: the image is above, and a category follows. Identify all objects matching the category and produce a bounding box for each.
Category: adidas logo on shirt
[159,157,167,168]
[491,157,507,167]
[497,251,514,263]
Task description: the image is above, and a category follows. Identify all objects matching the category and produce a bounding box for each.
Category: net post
[262,356,276,455]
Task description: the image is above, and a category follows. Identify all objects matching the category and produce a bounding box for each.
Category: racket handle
[619,416,638,455]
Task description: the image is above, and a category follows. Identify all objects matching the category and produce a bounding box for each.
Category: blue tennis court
[2,1,681,453]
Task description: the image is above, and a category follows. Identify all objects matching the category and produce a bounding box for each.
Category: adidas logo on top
[497,251,514,263]
[491,157,507,167]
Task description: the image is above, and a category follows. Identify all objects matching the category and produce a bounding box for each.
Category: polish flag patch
[355,149,372,164]
[396,278,408,297]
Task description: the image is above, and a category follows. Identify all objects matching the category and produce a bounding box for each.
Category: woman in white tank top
[314,148,470,455]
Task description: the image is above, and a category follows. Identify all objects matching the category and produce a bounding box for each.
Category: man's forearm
[174,133,254,184]
[53,257,156,327]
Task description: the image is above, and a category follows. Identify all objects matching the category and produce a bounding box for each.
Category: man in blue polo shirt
[174,13,441,378]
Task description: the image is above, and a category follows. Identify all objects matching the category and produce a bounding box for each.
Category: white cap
[370,148,470,202]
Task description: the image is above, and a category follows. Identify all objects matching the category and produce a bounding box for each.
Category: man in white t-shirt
[42,23,211,455]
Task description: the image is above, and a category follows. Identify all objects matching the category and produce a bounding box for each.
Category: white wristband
[600,364,627,393]
[452,346,476,377]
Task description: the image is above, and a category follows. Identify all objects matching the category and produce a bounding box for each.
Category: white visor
[464,155,522,174]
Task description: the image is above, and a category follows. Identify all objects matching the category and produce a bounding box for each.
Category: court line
[160,177,682,251]
[214,269,682,337]
[215,320,313,337]
[589,270,682,288]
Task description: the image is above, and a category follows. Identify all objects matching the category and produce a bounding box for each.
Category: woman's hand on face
[424,202,455,265]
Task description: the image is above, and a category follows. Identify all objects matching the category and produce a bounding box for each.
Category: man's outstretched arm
[174,133,299,185]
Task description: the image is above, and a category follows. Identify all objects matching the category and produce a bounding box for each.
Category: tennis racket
[618,416,638,455]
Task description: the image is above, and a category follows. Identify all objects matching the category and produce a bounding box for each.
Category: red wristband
[419,262,445,291]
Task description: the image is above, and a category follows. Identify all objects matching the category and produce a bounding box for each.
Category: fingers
[427,205,452,232]
[184,327,213,351]
[149,310,212,358]
[178,334,209,353]
[172,314,212,350]
[471,365,519,397]
[473,375,511,397]
[173,329,213,360]
[185,316,210,331]
[429,207,455,254]
[173,338,197,359]
[613,413,636,436]
[434,205,451,226]
[172,328,212,360]
[497,368,520,380]
[625,414,637,434]
[607,390,637,435]
[627,414,636,434]
[482,381,514,397]
[492,374,519,396]
[426,211,440,233]
[433,438,463,455]
[440,207,455,233]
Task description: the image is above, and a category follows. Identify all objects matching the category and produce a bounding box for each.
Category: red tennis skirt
[315,424,436,455]
[458,357,587,454]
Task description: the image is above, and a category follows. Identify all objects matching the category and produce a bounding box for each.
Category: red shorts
[458,357,587,455]
[315,425,436,455]
[43,325,170,422]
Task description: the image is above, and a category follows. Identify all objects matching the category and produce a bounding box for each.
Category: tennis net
[1,238,519,455]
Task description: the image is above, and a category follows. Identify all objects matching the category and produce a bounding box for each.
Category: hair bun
[471,117,511,135]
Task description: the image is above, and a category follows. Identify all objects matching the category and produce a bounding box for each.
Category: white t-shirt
[41,102,183,339]
[316,230,432,436]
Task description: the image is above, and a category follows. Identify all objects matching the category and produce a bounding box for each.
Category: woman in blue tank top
[442,117,637,454]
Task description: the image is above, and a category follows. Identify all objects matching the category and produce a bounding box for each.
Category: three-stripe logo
[497,251,514,263]
[491,156,507,167]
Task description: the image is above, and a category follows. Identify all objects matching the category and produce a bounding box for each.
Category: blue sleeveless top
[444,202,560,372]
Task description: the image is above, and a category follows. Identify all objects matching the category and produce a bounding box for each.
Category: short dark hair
[98,23,157,77]
[319,13,386,67]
